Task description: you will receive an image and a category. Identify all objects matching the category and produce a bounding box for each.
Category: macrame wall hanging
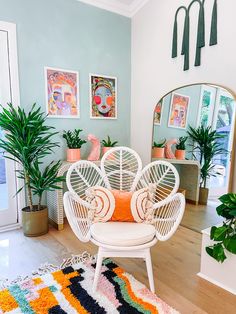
[172,0,218,71]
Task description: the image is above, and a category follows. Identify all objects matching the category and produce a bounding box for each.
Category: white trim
[197,272,236,296]
[77,0,149,17]
[0,21,24,226]
[0,223,21,233]
[89,73,118,120]
[44,66,80,119]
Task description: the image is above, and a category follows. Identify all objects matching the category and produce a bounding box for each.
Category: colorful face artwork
[168,93,190,129]
[90,75,117,119]
[45,68,79,118]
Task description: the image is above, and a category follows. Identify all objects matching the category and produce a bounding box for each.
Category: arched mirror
[152,84,236,232]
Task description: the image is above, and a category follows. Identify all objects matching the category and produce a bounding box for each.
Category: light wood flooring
[181,201,224,233]
[0,223,235,314]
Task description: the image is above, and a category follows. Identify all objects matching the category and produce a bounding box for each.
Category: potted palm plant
[152,139,166,158]
[101,135,118,156]
[63,129,86,162]
[175,136,188,160]
[188,125,226,205]
[0,103,65,236]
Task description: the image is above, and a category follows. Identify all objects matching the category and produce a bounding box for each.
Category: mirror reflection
[152,84,236,232]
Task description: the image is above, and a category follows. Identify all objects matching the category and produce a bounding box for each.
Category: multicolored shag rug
[0,253,179,314]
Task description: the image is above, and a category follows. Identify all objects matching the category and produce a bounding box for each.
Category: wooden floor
[181,201,224,233]
[0,223,235,313]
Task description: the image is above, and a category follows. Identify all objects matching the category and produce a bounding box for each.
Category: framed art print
[45,67,79,118]
[168,93,190,129]
[154,99,163,125]
[197,85,216,128]
[90,74,117,119]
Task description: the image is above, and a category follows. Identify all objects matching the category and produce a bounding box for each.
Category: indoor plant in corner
[101,135,118,156]
[0,103,65,237]
[188,125,226,205]
[175,136,188,160]
[63,129,86,162]
[152,139,166,158]
[206,193,236,263]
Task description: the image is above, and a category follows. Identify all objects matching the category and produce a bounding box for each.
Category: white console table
[47,160,101,230]
[152,158,201,204]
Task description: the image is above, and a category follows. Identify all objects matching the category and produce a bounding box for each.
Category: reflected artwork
[168,93,190,129]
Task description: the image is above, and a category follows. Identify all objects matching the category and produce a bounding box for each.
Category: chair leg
[145,249,155,293]
[93,248,103,292]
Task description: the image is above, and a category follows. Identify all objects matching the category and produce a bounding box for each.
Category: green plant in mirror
[153,139,166,148]
[187,125,226,188]
[206,193,236,263]
[176,136,188,150]
[63,129,86,149]
[0,103,65,211]
[102,136,118,147]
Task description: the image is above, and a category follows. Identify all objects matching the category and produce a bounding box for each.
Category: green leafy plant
[187,125,226,188]
[206,193,236,263]
[153,139,166,148]
[0,103,65,211]
[63,129,86,149]
[176,136,188,150]
[101,136,118,147]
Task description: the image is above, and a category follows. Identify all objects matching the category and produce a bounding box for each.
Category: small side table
[47,160,101,230]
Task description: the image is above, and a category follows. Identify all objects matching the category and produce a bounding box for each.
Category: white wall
[131,0,236,167]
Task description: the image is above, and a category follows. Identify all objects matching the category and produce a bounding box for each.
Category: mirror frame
[151,83,236,193]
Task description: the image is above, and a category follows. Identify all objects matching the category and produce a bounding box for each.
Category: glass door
[0,28,18,227]
[209,89,236,198]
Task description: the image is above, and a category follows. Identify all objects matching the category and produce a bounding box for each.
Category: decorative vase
[175,149,186,160]
[199,187,209,205]
[152,147,165,158]
[67,148,81,162]
[87,134,101,161]
[165,139,177,159]
[22,206,48,237]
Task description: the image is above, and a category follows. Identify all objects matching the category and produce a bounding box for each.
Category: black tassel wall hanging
[171,0,218,71]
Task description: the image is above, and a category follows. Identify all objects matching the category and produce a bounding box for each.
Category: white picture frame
[89,73,117,120]
[45,66,80,119]
[168,92,190,129]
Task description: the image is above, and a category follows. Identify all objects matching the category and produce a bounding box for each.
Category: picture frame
[154,99,163,125]
[89,73,117,119]
[168,92,190,129]
[45,67,80,118]
[197,85,216,128]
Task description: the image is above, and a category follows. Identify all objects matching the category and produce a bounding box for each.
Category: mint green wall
[0,0,131,161]
[153,85,202,148]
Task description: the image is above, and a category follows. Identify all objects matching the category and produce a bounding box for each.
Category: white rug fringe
[0,251,94,289]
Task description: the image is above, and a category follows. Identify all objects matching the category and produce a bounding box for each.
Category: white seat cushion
[90,222,156,247]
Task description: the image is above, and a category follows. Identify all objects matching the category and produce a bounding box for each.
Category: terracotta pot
[22,206,48,237]
[67,148,81,162]
[175,149,186,160]
[152,147,165,158]
[102,147,115,160]
[199,187,209,205]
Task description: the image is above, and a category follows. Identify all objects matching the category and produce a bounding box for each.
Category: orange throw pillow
[110,190,134,222]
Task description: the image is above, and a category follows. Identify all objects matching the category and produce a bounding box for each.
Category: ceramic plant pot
[67,148,81,162]
[175,149,186,160]
[102,147,116,160]
[22,206,48,237]
[199,187,209,205]
[152,147,165,158]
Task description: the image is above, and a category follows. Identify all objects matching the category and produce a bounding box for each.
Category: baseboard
[0,223,21,233]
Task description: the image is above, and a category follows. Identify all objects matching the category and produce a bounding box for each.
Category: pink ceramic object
[152,147,165,158]
[67,149,81,162]
[87,134,101,161]
[165,139,177,159]
[175,149,186,160]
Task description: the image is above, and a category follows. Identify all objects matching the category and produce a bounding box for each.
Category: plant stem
[25,173,33,210]
[38,195,42,211]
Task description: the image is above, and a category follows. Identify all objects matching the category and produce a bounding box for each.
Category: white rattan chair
[63,147,185,293]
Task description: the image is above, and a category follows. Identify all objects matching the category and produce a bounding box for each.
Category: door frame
[0,21,24,231]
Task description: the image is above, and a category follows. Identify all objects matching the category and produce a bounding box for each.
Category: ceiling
[77,0,149,17]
